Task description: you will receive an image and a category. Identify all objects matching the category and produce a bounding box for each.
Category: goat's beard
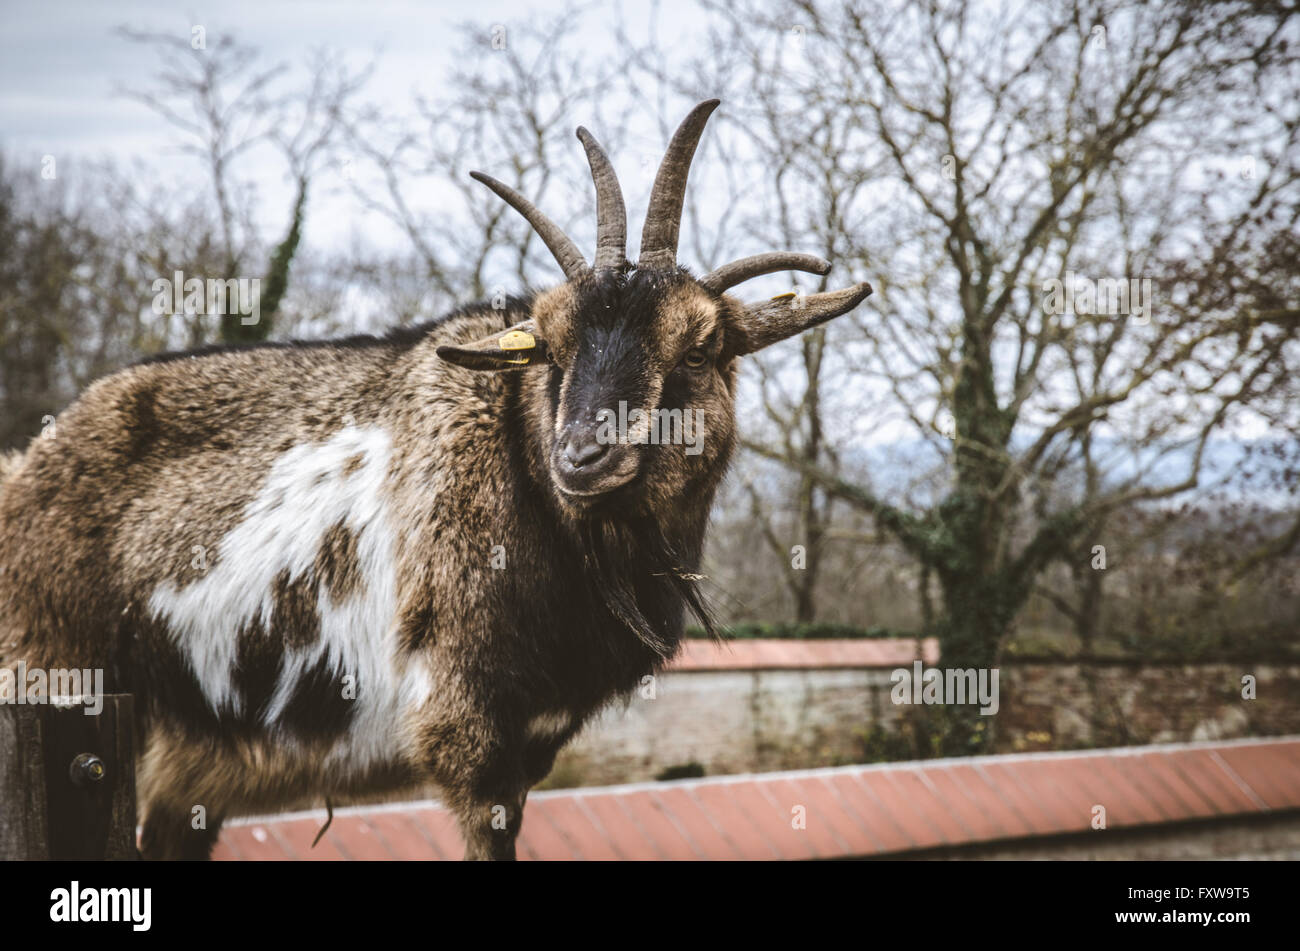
[575,514,718,659]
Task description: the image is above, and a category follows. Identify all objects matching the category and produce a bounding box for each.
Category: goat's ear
[728,283,873,356]
[436,321,550,371]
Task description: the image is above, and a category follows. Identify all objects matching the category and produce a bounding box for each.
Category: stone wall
[541,658,1300,789]
[543,668,904,788]
[994,660,1300,752]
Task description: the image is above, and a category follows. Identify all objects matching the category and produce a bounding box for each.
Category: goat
[0,100,871,859]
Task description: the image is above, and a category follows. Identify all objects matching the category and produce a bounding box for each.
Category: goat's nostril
[563,435,608,468]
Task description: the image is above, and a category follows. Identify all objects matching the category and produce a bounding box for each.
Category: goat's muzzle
[550,421,639,499]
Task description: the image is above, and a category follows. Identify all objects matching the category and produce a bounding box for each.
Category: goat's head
[437,100,872,517]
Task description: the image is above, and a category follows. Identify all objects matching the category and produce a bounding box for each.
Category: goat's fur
[0,102,871,859]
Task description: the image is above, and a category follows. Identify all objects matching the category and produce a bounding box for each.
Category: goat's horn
[469,171,590,281]
[637,99,720,271]
[576,127,628,272]
[700,252,831,294]
[734,282,873,354]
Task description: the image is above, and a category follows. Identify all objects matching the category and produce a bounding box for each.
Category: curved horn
[576,127,628,272]
[469,171,590,281]
[732,282,873,355]
[638,99,720,271]
[700,252,831,294]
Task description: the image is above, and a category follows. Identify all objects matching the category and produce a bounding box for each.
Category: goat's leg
[451,787,528,861]
[136,727,229,860]
[139,801,225,860]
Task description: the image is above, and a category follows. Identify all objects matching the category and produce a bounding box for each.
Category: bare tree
[342,10,628,313]
[0,151,228,448]
[118,28,367,342]
[632,0,1300,751]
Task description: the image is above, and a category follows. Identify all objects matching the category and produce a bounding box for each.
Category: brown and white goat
[0,100,871,859]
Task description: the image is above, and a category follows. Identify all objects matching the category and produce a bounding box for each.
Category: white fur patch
[148,425,431,771]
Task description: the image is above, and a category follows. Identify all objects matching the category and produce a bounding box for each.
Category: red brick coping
[669,637,939,671]
[212,736,1300,860]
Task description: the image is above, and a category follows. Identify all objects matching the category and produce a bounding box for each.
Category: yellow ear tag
[498,329,536,365]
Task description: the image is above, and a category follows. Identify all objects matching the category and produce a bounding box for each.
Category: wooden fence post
[0,693,137,859]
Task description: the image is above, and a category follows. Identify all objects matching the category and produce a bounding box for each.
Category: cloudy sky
[0,0,709,255]
[1,0,662,156]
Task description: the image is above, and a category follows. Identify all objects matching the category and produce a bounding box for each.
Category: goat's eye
[682,348,708,369]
